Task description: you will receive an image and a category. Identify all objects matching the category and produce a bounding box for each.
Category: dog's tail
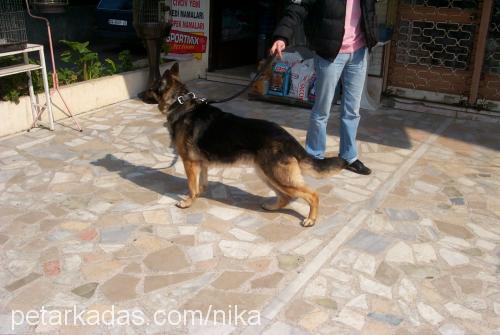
[299,155,347,177]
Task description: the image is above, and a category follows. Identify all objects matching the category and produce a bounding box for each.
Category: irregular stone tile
[367,312,403,326]
[294,239,322,256]
[353,253,377,276]
[218,240,272,259]
[417,302,444,325]
[439,248,469,267]
[82,260,122,281]
[438,323,465,335]
[143,245,189,272]
[188,322,235,335]
[43,260,61,277]
[285,299,315,321]
[400,264,440,280]
[398,278,417,303]
[386,241,414,264]
[375,262,400,286]
[262,321,310,335]
[247,258,271,272]
[7,279,56,312]
[256,224,303,242]
[5,272,41,292]
[346,295,368,310]
[444,302,482,321]
[360,276,392,299]
[181,289,268,319]
[100,225,137,244]
[335,308,365,330]
[144,272,201,293]
[385,208,420,221]
[454,278,482,295]
[277,254,304,271]
[63,255,82,272]
[207,206,242,221]
[346,229,392,254]
[71,282,98,299]
[211,271,254,290]
[187,244,214,263]
[466,223,500,241]
[143,210,170,225]
[229,228,258,242]
[251,272,283,289]
[413,243,437,263]
[299,308,330,332]
[100,274,139,302]
[398,299,420,326]
[435,221,473,239]
[321,268,352,283]
[314,298,338,310]
[7,259,37,277]
[304,276,327,298]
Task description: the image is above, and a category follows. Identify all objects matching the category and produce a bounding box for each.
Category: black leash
[205,53,276,104]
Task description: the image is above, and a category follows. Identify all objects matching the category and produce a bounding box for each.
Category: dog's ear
[170,62,179,77]
[158,68,172,92]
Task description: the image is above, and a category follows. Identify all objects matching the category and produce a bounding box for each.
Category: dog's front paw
[176,198,193,208]
[301,218,316,227]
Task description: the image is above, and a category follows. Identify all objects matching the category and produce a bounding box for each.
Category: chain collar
[176,92,207,105]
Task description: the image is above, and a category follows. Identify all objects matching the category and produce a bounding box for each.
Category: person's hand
[270,39,286,59]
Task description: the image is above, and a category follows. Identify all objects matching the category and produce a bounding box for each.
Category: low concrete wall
[0,59,202,137]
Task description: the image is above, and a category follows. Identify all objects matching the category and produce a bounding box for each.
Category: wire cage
[31,0,68,14]
[0,0,28,53]
[133,0,171,38]
[133,1,172,103]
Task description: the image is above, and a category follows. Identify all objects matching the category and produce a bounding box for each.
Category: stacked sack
[267,52,317,103]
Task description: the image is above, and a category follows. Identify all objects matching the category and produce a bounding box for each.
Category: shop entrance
[208,0,285,84]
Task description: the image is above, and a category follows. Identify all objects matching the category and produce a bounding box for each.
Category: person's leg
[338,47,368,164]
[305,53,348,158]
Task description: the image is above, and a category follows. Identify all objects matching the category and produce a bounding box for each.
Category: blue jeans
[305,47,368,163]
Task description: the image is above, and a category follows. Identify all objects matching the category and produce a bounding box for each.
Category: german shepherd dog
[155,63,346,227]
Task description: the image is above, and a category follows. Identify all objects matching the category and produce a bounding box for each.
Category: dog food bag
[280,51,303,68]
[288,60,314,101]
[268,62,291,97]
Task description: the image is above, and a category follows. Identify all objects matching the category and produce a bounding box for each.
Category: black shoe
[345,159,372,175]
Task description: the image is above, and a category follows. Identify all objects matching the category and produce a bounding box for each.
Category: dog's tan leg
[260,158,319,227]
[198,162,208,195]
[277,185,319,227]
[176,159,200,208]
[261,194,292,211]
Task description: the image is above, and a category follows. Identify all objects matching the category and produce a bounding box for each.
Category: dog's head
[156,62,187,115]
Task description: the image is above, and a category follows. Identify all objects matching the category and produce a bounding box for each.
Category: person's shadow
[91,154,303,220]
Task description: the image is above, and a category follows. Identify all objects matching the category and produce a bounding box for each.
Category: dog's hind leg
[256,167,292,211]
[176,159,201,208]
[260,157,319,227]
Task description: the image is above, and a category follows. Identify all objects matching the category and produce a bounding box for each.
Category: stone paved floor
[0,80,499,335]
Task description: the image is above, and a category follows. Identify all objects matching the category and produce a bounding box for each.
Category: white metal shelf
[0,43,54,131]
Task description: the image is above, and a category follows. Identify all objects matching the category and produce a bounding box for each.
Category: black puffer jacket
[273,0,378,61]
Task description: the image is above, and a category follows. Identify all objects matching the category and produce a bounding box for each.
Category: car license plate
[108,19,127,26]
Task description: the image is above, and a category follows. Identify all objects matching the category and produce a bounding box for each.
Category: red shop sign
[166,30,207,54]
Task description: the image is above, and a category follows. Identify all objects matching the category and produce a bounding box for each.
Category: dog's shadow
[91,154,303,220]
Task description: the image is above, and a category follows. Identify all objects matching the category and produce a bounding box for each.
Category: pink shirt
[339,0,366,53]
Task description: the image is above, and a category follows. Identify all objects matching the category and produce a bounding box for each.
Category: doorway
[208,0,285,84]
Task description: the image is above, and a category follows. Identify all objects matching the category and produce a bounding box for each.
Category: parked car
[95,0,139,42]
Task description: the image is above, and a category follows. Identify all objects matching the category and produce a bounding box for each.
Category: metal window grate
[401,0,478,9]
[395,20,475,70]
[0,0,28,53]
